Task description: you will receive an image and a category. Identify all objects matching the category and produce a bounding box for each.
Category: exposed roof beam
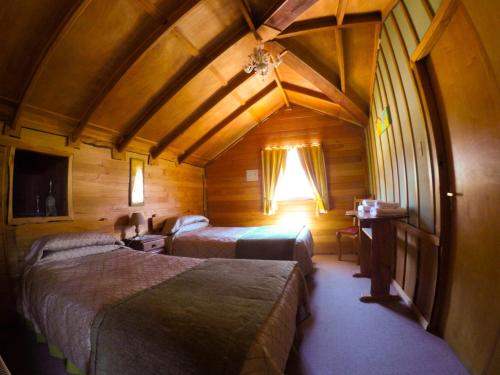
[178,82,277,163]
[207,103,286,164]
[263,0,319,32]
[335,29,346,92]
[282,82,336,104]
[71,0,201,143]
[275,12,381,39]
[10,0,93,135]
[150,71,253,159]
[275,42,369,126]
[256,0,319,41]
[336,0,348,25]
[271,58,290,108]
[282,83,363,126]
[116,0,317,153]
[368,23,382,102]
[116,26,247,152]
[237,0,260,41]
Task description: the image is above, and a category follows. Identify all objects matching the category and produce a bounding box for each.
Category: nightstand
[124,234,167,254]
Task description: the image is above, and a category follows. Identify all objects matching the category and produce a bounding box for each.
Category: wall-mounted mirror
[129,158,145,206]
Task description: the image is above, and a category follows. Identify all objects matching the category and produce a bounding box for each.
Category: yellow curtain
[261,148,287,215]
[297,144,330,214]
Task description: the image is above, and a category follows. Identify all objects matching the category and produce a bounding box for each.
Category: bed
[21,231,308,375]
[156,215,315,276]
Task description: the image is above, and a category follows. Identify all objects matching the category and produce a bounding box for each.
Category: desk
[346,210,408,303]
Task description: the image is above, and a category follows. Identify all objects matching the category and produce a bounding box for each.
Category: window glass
[274,148,314,201]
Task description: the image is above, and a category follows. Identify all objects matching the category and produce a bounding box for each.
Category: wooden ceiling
[0,0,397,166]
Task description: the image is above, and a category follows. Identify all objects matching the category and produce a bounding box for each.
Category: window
[274,148,315,201]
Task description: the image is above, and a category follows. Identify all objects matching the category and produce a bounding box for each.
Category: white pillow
[175,221,209,235]
[162,215,209,235]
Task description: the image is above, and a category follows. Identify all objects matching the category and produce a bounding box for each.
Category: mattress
[168,225,315,276]
[22,248,305,374]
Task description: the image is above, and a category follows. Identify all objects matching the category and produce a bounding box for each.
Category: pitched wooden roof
[0,0,396,166]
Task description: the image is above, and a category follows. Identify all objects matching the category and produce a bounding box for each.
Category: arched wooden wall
[367,1,500,374]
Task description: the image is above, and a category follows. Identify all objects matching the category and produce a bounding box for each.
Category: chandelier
[244,43,282,80]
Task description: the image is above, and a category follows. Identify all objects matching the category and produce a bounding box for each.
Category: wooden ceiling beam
[116,0,317,153]
[271,58,290,108]
[178,82,277,163]
[281,82,336,104]
[335,29,346,92]
[237,0,260,41]
[275,42,369,126]
[336,0,348,26]
[150,71,253,159]
[115,25,247,152]
[282,83,364,126]
[9,0,93,135]
[368,23,382,102]
[275,12,381,39]
[71,0,201,143]
[256,0,319,41]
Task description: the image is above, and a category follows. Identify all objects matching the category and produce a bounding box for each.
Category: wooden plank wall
[0,128,204,320]
[365,0,444,330]
[368,1,500,374]
[206,106,369,254]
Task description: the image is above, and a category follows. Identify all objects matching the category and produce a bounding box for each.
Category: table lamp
[129,212,146,238]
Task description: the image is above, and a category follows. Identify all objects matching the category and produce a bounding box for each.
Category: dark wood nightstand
[124,234,167,254]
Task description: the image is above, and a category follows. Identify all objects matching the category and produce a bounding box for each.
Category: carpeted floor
[285,255,467,375]
[0,255,467,374]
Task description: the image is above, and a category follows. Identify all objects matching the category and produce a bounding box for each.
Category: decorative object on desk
[129,158,145,206]
[129,212,146,238]
[376,106,392,136]
[45,180,57,216]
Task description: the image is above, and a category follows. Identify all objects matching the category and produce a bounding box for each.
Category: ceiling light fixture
[244,43,282,80]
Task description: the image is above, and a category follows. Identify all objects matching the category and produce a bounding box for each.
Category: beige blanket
[170,225,315,276]
[22,248,305,374]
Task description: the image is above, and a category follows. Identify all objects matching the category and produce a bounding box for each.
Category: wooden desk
[346,210,408,302]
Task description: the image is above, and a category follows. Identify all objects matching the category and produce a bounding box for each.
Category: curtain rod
[263,143,321,150]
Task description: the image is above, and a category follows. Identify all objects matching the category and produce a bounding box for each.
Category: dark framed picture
[129,158,145,206]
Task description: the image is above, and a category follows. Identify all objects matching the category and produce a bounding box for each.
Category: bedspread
[170,226,314,276]
[22,248,305,374]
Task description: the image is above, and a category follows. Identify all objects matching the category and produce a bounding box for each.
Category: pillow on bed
[161,215,209,235]
[41,244,122,263]
[24,231,123,269]
[175,221,209,235]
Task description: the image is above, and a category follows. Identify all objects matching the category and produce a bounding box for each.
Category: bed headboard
[150,211,195,233]
[8,219,115,277]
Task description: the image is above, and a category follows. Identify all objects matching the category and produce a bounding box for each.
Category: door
[425,3,500,374]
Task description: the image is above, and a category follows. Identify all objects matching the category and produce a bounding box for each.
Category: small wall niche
[8,147,73,225]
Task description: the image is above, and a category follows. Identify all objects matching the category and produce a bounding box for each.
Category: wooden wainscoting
[392,221,440,329]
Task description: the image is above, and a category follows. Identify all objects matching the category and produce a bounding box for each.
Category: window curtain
[261,148,287,215]
[297,144,330,214]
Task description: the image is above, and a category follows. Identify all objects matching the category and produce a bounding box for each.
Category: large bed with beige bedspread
[21,232,308,375]
[160,216,315,276]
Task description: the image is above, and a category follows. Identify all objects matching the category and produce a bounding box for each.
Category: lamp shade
[129,212,146,226]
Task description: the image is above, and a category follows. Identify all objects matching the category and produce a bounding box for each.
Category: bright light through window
[274,148,314,201]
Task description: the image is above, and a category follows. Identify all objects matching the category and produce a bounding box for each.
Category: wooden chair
[336,196,372,261]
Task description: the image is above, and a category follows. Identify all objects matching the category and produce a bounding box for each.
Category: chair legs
[337,233,360,262]
[336,232,342,261]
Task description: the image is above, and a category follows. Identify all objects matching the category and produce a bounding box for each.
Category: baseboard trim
[392,280,429,330]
